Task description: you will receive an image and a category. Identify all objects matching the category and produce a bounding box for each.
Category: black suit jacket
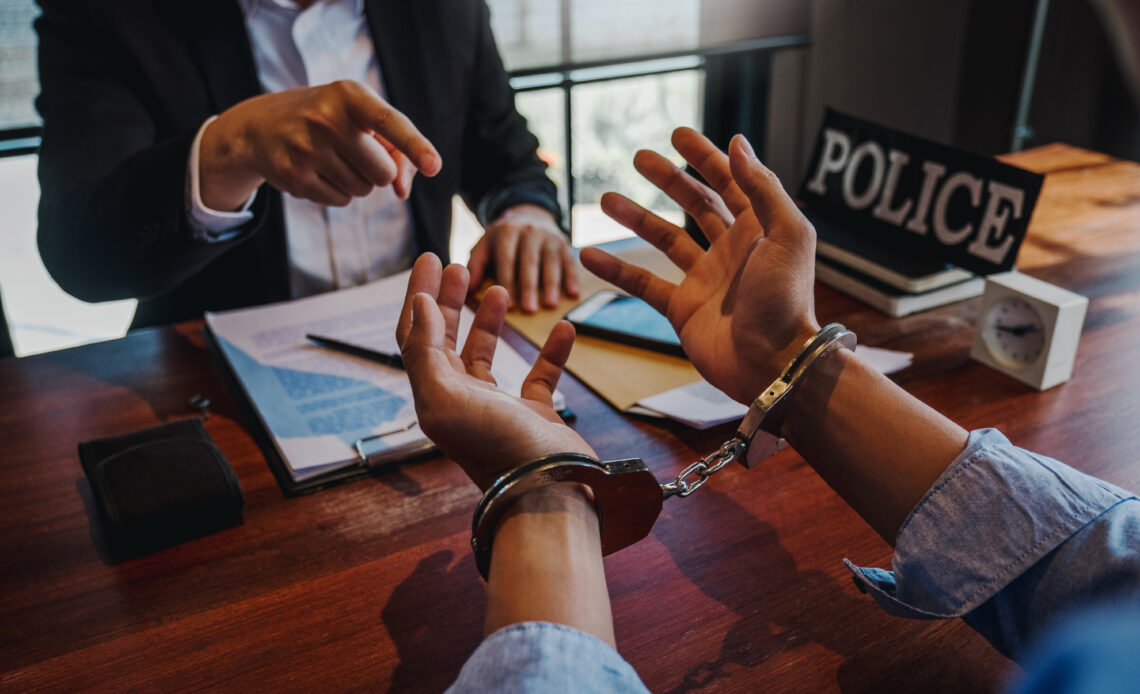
[35,0,559,328]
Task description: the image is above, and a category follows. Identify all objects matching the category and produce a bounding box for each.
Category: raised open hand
[397,254,594,490]
[580,128,820,404]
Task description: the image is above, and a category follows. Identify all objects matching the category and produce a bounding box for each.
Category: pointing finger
[341,81,441,177]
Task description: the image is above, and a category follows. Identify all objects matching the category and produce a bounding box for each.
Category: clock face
[982,296,1046,369]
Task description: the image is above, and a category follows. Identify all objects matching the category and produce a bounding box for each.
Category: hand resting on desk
[468,203,581,314]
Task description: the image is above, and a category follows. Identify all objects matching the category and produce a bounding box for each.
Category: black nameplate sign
[798,109,1044,276]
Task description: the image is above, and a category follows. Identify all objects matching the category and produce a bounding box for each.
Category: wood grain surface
[2,144,1138,693]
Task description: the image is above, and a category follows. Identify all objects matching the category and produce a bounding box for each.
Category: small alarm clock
[970,271,1088,390]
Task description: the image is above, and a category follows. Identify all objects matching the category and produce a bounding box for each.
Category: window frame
[0,124,39,158]
[505,33,809,240]
[0,30,811,195]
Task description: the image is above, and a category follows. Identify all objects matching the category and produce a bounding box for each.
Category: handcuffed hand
[397,254,594,490]
[580,128,820,404]
[467,204,580,313]
[200,79,441,211]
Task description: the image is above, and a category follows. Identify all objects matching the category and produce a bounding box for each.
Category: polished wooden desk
[3,144,1139,693]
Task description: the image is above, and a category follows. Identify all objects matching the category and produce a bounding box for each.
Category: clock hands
[995,323,1041,337]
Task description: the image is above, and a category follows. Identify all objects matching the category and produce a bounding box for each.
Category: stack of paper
[206,270,562,492]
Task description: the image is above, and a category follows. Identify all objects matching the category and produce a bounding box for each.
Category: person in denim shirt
[396,127,1139,693]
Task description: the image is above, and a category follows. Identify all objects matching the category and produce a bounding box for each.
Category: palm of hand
[666,211,815,404]
[419,364,586,490]
[399,265,592,492]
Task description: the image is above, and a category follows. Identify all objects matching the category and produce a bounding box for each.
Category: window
[482,0,807,248]
[490,0,706,247]
[0,0,37,131]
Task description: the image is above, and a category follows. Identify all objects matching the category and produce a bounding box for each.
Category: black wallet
[79,418,244,555]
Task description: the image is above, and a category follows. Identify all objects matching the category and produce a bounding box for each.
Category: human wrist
[768,320,823,378]
[507,482,596,519]
[489,482,602,586]
[780,341,855,443]
[491,481,601,577]
[743,318,822,401]
[733,323,855,443]
[471,450,661,581]
[485,480,611,644]
[468,440,597,491]
[495,203,559,229]
[199,110,263,211]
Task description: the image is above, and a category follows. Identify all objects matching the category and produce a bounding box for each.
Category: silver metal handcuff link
[471,323,857,579]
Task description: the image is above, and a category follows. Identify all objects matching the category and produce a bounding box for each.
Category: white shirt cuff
[187,115,257,241]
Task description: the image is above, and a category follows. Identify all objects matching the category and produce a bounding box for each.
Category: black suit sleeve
[458,1,563,232]
[34,0,264,304]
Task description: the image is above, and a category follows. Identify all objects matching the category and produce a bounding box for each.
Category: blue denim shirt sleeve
[846,428,1140,657]
[446,622,650,694]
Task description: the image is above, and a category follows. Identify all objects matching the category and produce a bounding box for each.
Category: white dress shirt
[188,0,414,298]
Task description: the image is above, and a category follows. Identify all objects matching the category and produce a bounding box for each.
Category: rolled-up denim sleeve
[447,622,649,694]
[846,428,1140,657]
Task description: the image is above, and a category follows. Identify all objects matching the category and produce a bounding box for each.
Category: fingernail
[738,135,757,159]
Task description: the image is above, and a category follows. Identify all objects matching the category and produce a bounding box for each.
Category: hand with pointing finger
[199,79,442,212]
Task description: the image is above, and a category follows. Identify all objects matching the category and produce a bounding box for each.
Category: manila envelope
[505,237,702,411]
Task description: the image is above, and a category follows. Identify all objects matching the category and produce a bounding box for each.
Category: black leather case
[79,418,244,555]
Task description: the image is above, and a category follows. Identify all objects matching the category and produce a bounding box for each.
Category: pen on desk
[305,333,405,370]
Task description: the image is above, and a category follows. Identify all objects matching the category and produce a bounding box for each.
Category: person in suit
[34,0,578,328]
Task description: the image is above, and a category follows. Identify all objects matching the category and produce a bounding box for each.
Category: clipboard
[200,269,570,497]
[203,324,439,497]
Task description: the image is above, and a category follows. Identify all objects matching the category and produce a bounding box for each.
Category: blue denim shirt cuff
[447,622,649,694]
[845,428,1135,620]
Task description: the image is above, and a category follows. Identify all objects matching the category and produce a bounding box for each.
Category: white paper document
[855,344,914,374]
[206,270,562,483]
[631,344,914,430]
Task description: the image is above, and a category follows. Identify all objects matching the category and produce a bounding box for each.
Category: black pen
[305,333,405,370]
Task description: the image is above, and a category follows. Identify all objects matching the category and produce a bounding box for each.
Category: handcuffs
[471,323,857,580]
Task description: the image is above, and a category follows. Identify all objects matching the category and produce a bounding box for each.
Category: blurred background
[1,0,1135,355]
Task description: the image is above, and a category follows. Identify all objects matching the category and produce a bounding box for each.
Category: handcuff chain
[660,437,746,499]
[659,325,855,501]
